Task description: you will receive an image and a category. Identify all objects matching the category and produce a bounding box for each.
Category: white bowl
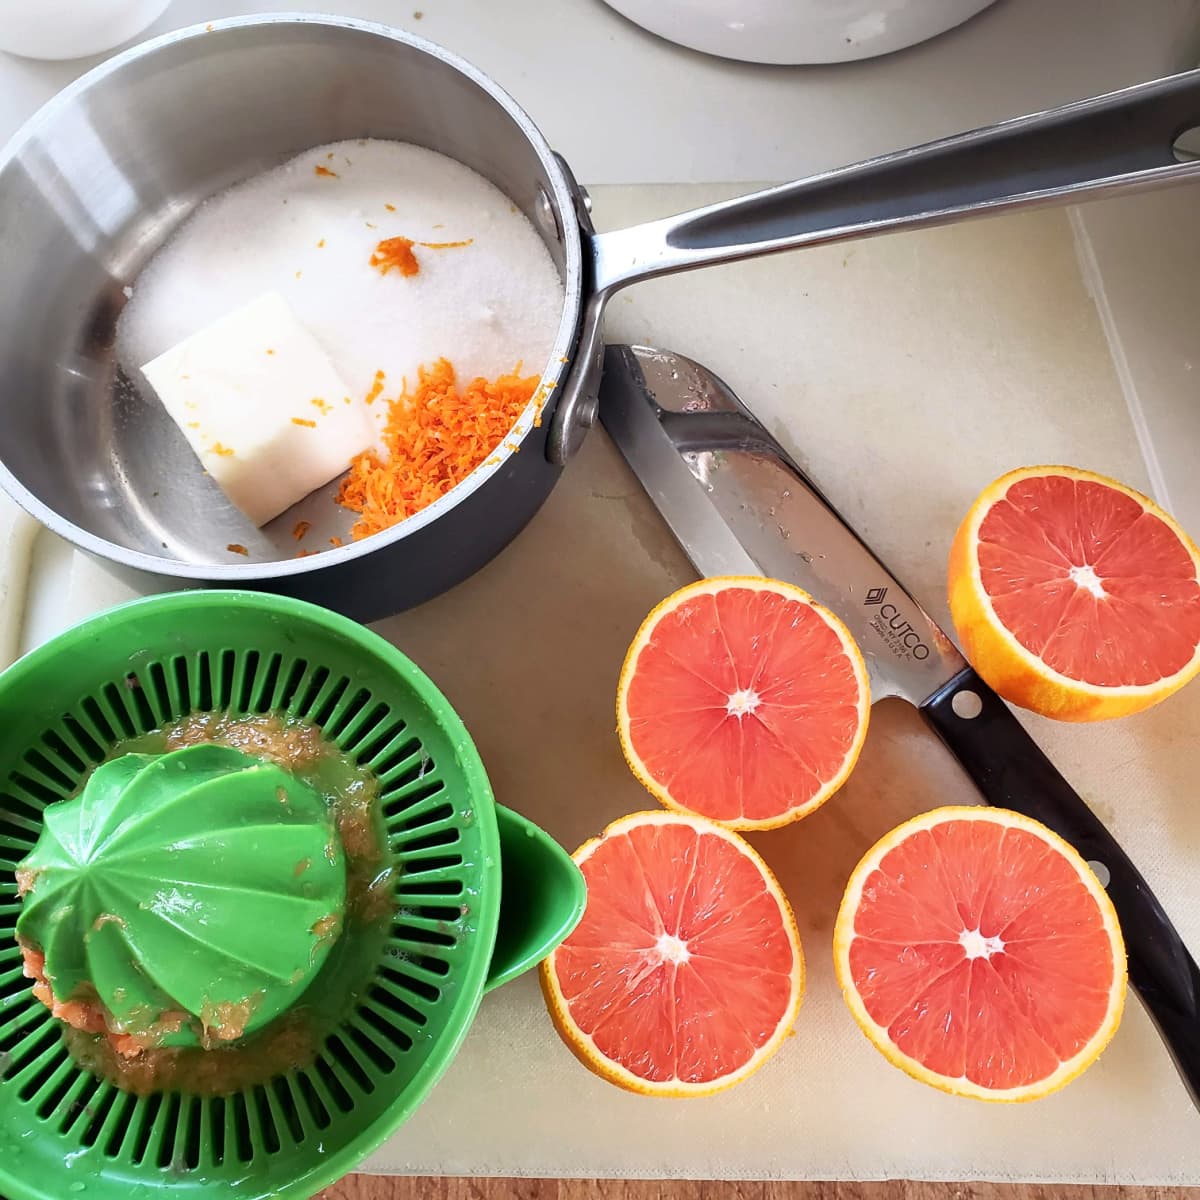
[0,0,172,61]
[601,0,999,64]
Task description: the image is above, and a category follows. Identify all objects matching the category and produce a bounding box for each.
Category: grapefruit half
[616,577,870,829]
[834,806,1126,1102]
[948,465,1200,720]
[540,810,804,1096]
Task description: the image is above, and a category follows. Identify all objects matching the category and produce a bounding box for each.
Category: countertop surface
[4,3,1200,1186]
[2,0,1199,186]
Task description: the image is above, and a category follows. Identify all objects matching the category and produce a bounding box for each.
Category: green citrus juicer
[16,744,348,1048]
[0,591,586,1200]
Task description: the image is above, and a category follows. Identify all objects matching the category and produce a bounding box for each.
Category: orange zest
[314,165,338,178]
[369,236,419,276]
[369,235,473,277]
[364,370,386,405]
[336,358,537,541]
[227,543,248,556]
[292,520,311,541]
[291,417,316,428]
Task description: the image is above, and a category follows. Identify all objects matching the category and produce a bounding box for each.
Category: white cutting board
[13,186,1200,1184]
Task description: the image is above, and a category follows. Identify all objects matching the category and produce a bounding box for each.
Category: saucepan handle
[548,68,1200,464]
[591,68,1200,291]
[922,667,1200,1109]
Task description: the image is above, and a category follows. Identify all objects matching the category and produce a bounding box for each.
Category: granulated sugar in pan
[117,139,564,405]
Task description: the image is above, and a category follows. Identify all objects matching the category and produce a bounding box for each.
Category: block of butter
[141,291,375,528]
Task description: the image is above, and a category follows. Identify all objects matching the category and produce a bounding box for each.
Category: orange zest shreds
[330,537,343,548]
[227,543,249,556]
[317,239,326,249]
[311,397,333,414]
[385,203,396,212]
[291,417,317,428]
[534,381,556,426]
[364,370,386,405]
[296,550,316,558]
[314,165,338,178]
[370,236,419,277]
[266,348,276,355]
[336,358,537,541]
[369,236,473,277]
[210,442,234,457]
[292,520,311,541]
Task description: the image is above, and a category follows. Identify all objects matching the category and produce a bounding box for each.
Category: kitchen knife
[598,342,1200,1108]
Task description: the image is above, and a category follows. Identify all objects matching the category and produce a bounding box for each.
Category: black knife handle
[922,666,1200,1106]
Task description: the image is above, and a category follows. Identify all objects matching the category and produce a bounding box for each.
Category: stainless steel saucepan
[1,13,1198,621]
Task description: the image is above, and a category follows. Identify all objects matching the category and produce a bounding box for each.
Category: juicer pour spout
[484,806,585,992]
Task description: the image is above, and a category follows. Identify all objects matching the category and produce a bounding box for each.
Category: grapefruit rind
[948,465,1200,721]
[833,805,1127,1103]
[539,810,806,1098]
[616,576,871,830]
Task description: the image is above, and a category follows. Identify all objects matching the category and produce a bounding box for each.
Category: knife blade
[597,345,964,704]
[599,342,1200,1108]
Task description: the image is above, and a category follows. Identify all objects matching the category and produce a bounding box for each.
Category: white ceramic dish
[0,0,171,61]
[600,0,999,64]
